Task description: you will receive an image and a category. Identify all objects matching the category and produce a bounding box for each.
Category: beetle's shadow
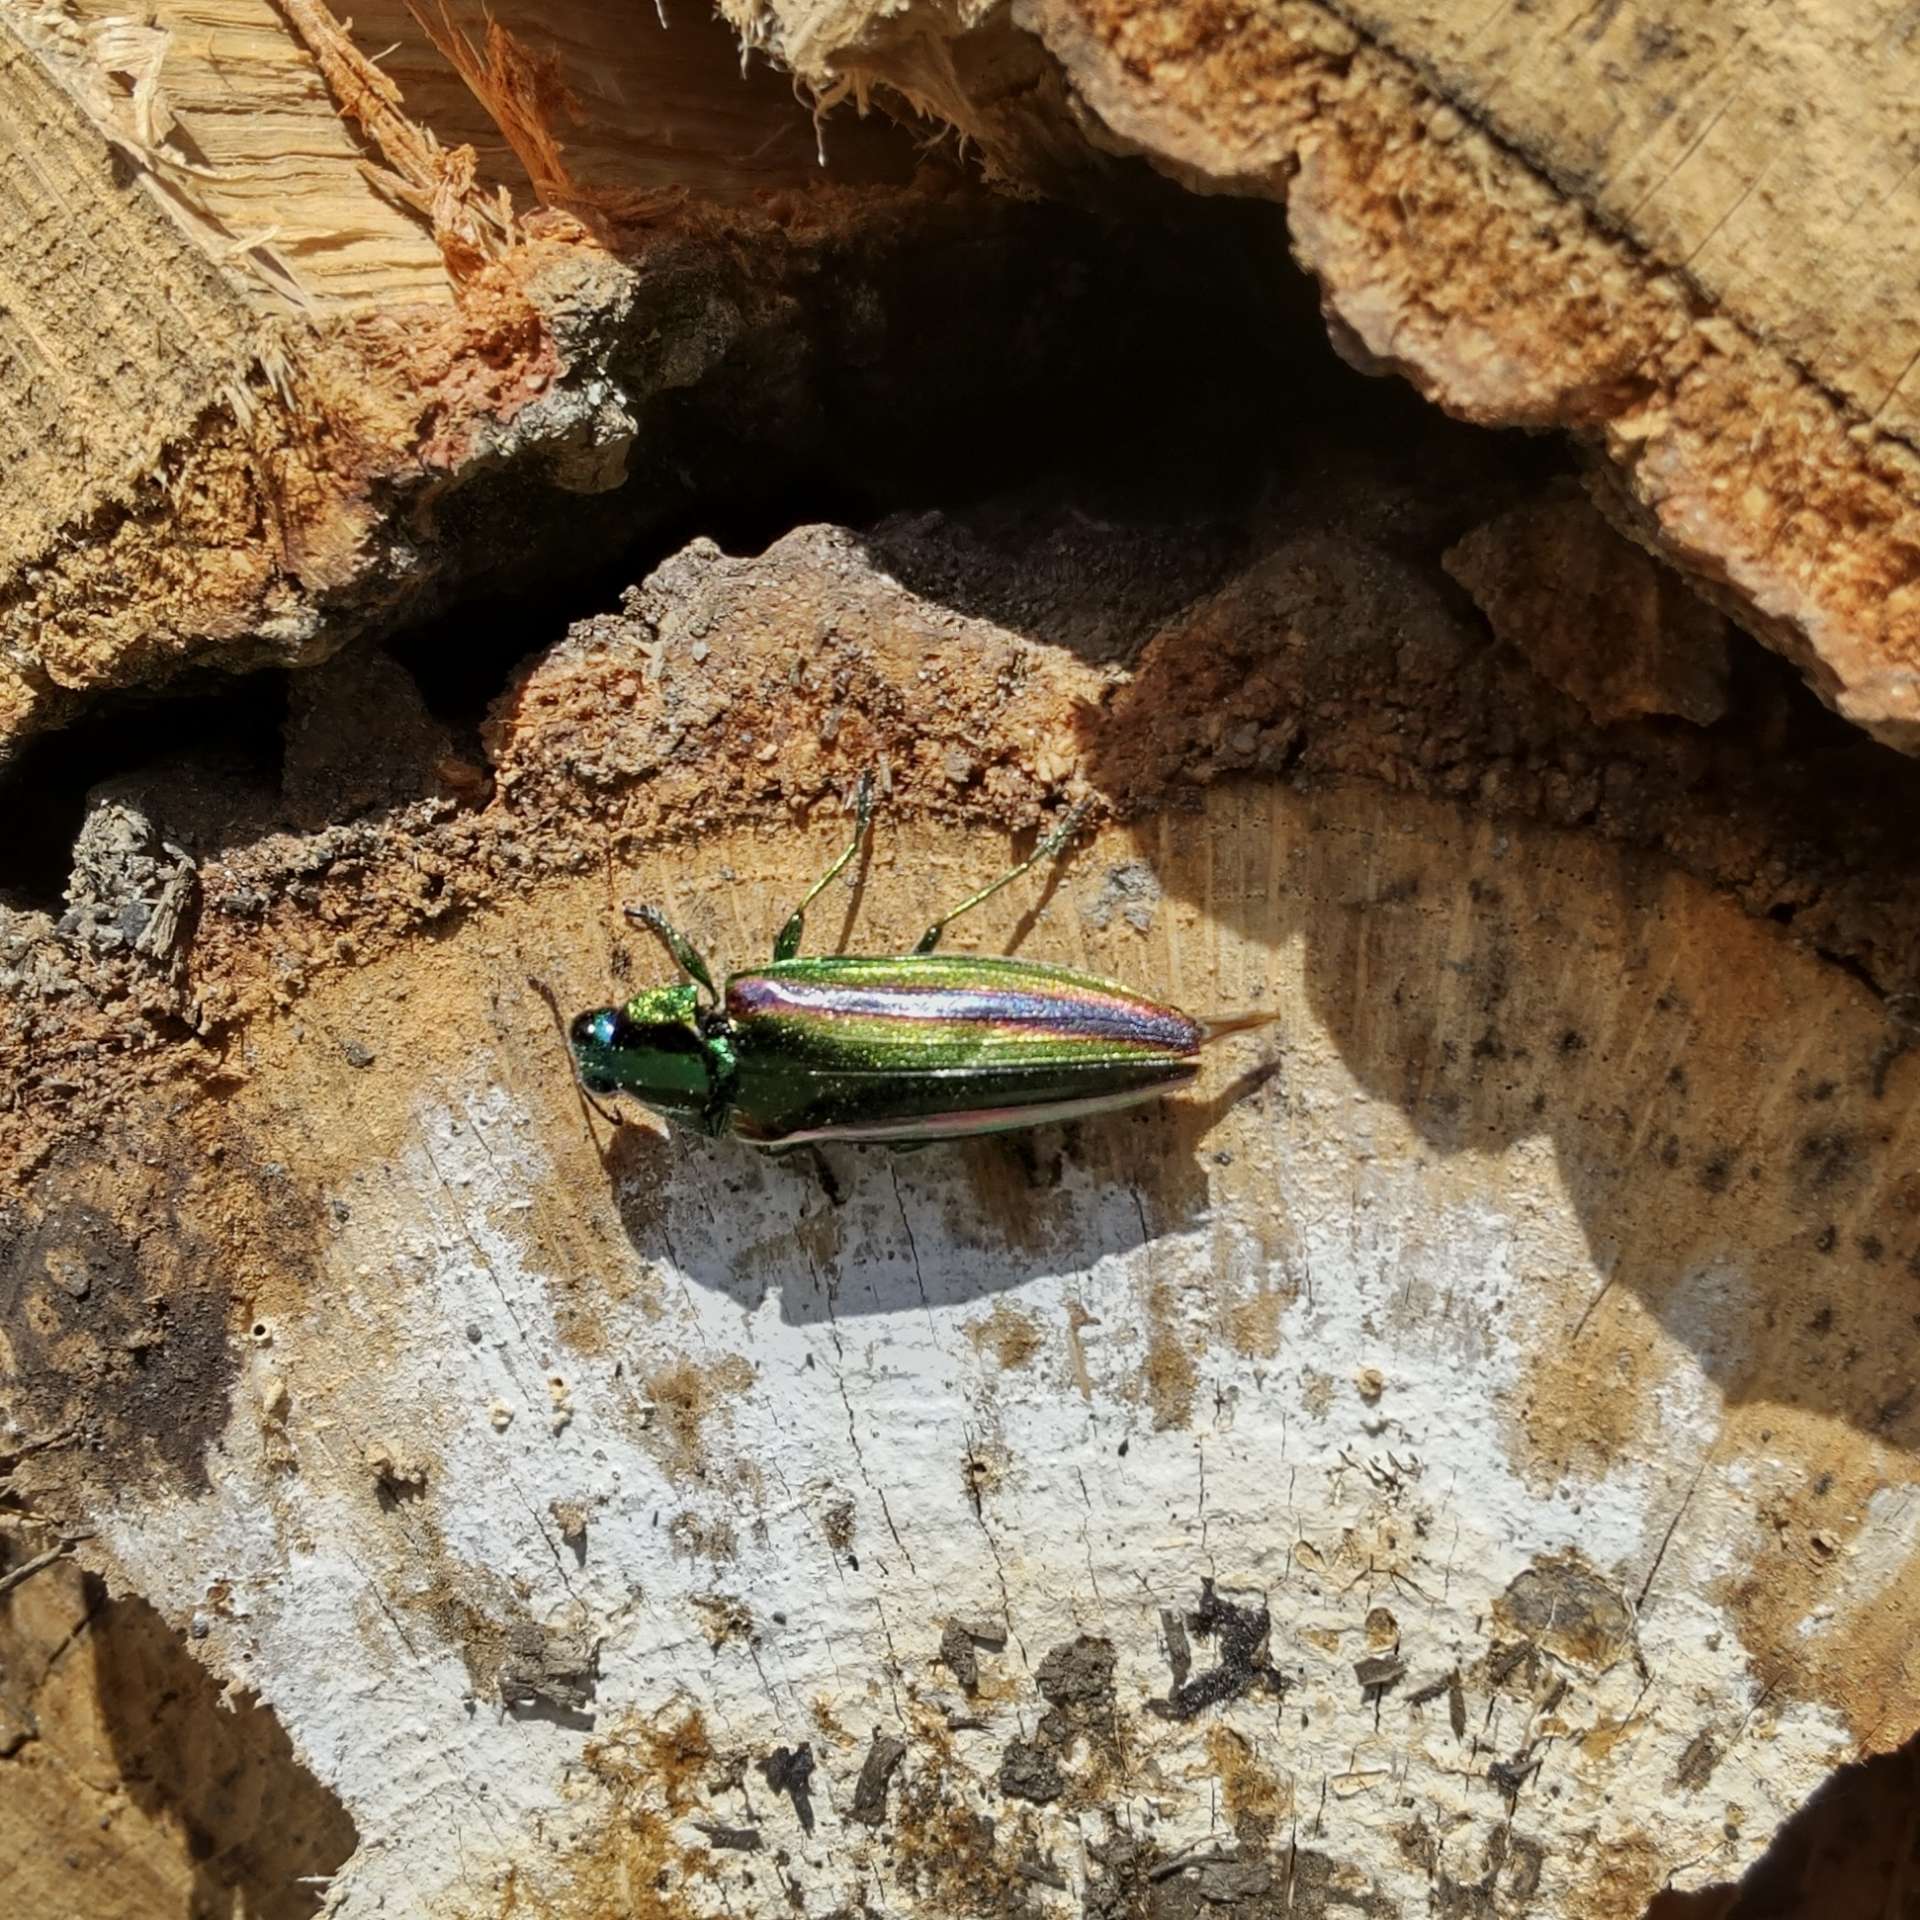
[598,1058,1281,1324]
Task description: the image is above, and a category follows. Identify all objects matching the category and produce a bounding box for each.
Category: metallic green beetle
[569,777,1275,1149]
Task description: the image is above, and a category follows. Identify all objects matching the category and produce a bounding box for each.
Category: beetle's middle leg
[914,801,1088,955]
[774,770,875,961]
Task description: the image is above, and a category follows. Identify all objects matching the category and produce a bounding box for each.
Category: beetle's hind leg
[774,771,875,961]
[914,800,1089,955]
[624,903,719,1003]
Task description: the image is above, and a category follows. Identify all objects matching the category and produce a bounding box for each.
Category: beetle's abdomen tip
[1197,1009,1282,1045]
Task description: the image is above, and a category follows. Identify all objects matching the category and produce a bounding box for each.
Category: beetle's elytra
[569,776,1275,1149]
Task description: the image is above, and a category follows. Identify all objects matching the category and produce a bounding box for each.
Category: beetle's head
[569,983,713,1117]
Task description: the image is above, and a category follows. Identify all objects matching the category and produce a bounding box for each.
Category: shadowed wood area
[0,1539,357,1916]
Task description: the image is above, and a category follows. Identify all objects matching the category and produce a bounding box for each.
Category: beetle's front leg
[624,903,719,1003]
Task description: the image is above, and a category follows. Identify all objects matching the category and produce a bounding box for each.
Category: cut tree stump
[8,492,1920,1916]
[4,5,1920,1920]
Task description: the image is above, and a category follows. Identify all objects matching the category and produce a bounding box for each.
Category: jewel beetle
[569,776,1276,1149]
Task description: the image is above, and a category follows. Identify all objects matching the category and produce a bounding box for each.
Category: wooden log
[735,0,1920,752]
[0,0,1047,761]
[7,474,1920,1914]
[6,3,1920,1916]
[12,0,1920,758]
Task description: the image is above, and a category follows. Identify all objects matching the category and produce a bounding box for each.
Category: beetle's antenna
[526,974,626,1138]
[625,904,720,1003]
[915,799,1090,955]
[774,770,875,962]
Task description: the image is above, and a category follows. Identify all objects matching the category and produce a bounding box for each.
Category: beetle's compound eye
[569,1009,624,1093]
[571,1009,619,1052]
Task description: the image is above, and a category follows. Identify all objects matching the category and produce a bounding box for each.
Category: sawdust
[1205,1723,1293,1843]
[641,1354,755,1485]
[1225,1279,1288,1359]
[1143,1280,1197,1431]
[565,1707,726,1919]
[968,1300,1044,1371]
[667,1511,738,1564]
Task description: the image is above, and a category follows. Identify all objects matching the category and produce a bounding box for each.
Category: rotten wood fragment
[848,1733,907,1825]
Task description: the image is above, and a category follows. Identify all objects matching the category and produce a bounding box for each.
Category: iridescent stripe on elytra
[727,976,1200,1051]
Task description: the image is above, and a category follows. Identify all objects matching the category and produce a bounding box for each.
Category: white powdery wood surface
[95,786,1917,1918]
